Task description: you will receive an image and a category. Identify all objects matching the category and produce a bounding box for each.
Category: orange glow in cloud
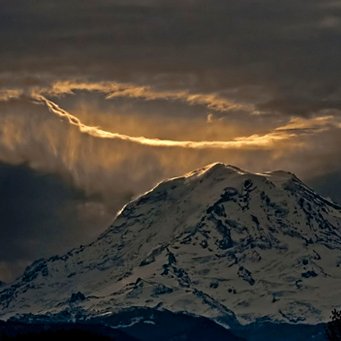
[36,80,253,114]
[35,95,295,150]
[0,89,23,102]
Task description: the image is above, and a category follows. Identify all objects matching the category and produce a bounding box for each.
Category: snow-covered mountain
[0,163,340,327]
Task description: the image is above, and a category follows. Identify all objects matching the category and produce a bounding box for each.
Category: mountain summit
[1,163,340,326]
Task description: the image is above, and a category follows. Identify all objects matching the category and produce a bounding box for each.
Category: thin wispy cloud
[36,80,254,114]
[36,94,296,149]
[0,89,22,102]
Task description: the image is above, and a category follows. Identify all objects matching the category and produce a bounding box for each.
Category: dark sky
[0,0,341,282]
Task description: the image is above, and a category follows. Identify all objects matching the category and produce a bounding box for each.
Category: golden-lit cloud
[35,80,254,114]
[276,115,339,132]
[35,94,294,149]
[0,83,340,206]
[0,89,22,102]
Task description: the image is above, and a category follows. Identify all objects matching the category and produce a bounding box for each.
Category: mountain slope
[0,163,340,326]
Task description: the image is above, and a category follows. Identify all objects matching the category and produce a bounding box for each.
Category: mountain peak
[178,162,298,186]
[186,163,245,177]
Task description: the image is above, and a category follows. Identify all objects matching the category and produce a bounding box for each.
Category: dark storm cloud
[0,162,113,282]
[308,171,341,205]
[1,0,341,108]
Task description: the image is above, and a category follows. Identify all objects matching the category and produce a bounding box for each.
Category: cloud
[1,0,341,113]
[32,80,253,114]
[275,115,341,133]
[319,16,341,29]
[0,89,22,102]
[0,162,113,282]
[35,94,295,149]
[307,171,341,204]
[0,92,339,194]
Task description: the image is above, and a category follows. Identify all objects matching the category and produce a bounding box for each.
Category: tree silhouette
[326,309,341,341]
